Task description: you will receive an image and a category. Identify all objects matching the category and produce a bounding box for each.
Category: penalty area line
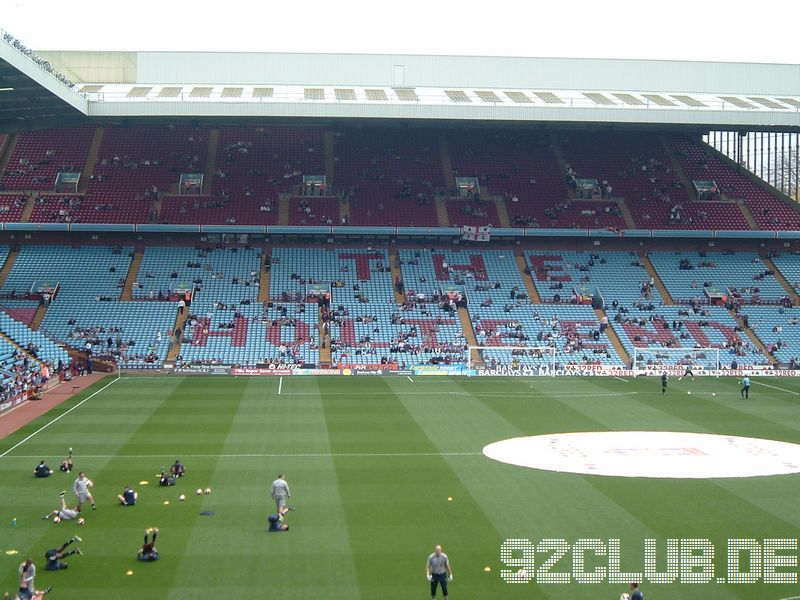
[0,376,122,458]
[278,376,283,395]
[407,376,414,382]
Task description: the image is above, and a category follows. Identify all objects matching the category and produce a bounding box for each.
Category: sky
[2,0,799,64]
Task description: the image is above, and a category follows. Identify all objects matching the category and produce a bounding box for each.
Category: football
[52,516,60,524]
[179,494,186,501]
[77,517,85,525]
[204,487,212,495]
[621,594,631,600]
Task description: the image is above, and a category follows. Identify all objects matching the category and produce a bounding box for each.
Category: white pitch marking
[278,376,283,395]
[613,377,629,383]
[752,380,800,396]
[2,451,483,459]
[407,376,414,382]
[283,391,639,398]
[0,376,121,458]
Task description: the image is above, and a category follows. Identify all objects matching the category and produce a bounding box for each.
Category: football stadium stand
[335,127,443,227]
[1,125,95,191]
[647,251,789,304]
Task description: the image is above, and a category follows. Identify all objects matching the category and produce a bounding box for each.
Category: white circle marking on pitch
[482,431,800,479]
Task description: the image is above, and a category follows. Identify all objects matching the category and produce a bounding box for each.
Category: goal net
[632,347,721,375]
[468,345,557,375]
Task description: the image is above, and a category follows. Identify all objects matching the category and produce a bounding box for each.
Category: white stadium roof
[4,41,800,129]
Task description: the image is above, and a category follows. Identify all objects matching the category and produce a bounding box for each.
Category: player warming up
[159,470,176,486]
[44,536,83,570]
[42,492,83,524]
[169,460,185,478]
[138,529,160,561]
[72,472,95,511]
[267,506,290,532]
[17,558,51,599]
[59,448,73,473]
[426,544,453,599]
[33,461,53,478]
[117,485,138,506]
[661,372,668,395]
[271,473,294,513]
[679,364,695,381]
[741,375,751,399]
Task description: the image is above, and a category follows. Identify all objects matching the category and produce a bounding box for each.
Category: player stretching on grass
[267,506,290,532]
[426,545,453,599]
[44,536,83,570]
[741,375,751,399]
[117,485,137,506]
[59,448,73,473]
[138,529,159,561]
[72,472,95,511]
[42,492,81,523]
[271,474,294,513]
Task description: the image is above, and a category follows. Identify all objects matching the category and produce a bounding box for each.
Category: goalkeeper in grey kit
[426,545,453,599]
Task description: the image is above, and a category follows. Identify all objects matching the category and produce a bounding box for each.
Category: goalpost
[632,347,721,373]
[467,345,557,374]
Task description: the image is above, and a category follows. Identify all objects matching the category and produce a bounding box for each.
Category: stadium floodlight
[468,345,557,375]
[632,347,721,373]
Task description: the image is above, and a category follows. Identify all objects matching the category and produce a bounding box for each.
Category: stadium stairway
[166,307,188,363]
[153,193,164,221]
[203,128,219,192]
[277,193,290,225]
[0,249,19,288]
[258,249,271,303]
[18,193,34,222]
[0,133,19,180]
[493,198,511,227]
[515,251,542,303]
[340,197,350,224]
[458,306,483,368]
[762,255,800,304]
[549,132,571,181]
[30,304,47,331]
[660,134,699,202]
[435,197,450,227]
[735,312,778,366]
[639,252,675,304]
[121,249,144,301]
[595,307,631,366]
[78,126,104,193]
[389,248,405,304]
[324,130,336,184]
[438,133,454,189]
[737,199,760,230]
[319,309,331,367]
[615,198,638,229]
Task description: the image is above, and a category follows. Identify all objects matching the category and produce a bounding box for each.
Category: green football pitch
[2,374,800,599]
